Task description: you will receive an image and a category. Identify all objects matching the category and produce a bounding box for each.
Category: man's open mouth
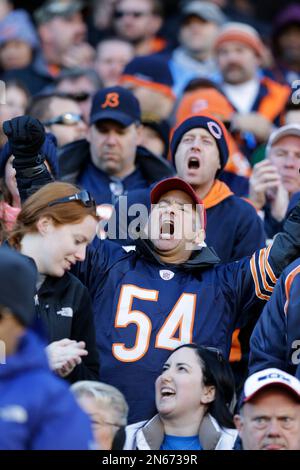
[188,156,200,169]
[160,220,175,238]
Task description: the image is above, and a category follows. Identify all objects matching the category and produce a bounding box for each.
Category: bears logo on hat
[101,92,120,109]
[207,121,223,140]
[90,86,141,127]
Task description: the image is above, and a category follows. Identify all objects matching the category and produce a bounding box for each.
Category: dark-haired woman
[125,344,238,450]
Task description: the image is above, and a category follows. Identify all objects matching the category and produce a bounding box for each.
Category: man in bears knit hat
[115,112,265,262]
[170,114,267,385]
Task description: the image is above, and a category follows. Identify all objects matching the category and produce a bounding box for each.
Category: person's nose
[228,54,239,62]
[160,205,176,218]
[266,419,282,437]
[74,245,86,262]
[284,153,298,168]
[105,131,118,145]
[161,368,174,383]
[190,136,202,151]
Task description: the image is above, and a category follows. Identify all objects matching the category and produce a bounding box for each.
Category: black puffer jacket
[36,271,99,383]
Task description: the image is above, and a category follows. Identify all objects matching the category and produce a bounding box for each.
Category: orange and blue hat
[120,55,175,100]
[90,86,141,127]
[170,114,230,175]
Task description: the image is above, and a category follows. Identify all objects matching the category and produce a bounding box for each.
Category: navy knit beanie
[0,132,59,178]
[170,114,229,174]
[121,56,174,98]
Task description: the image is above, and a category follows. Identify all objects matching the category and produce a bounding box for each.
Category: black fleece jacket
[36,271,99,383]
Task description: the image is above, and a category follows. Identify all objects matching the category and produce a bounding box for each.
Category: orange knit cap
[214,22,265,58]
[176,87,234,125]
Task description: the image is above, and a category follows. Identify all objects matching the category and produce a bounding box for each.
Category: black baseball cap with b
[90,86,141,127]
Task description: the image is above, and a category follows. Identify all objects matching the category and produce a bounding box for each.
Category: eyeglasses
[48,190,96,208]
[114,10,151,19]
[92,418,121,429]
[43,112,84,126]
[65,92,91,102]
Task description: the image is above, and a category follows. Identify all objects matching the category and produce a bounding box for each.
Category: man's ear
[38,23,51,43]
[234,414,243,432]
[149,15,163,36]
[36,216,54,236]
[255,52,263,69]
[135,123,144,147]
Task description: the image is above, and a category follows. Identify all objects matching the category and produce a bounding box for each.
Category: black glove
[3,115,46,162]
[3,116,53,203]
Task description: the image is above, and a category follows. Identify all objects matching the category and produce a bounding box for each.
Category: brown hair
[26,92,79,122]
[9,182,98,250]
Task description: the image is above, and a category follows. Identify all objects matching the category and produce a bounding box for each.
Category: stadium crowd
[1,0,300,451]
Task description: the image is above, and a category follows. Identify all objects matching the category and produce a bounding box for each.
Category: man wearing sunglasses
[28,93,87,147]
[113,0,166,56]
[55,68,102,123]
[59,85,174,204]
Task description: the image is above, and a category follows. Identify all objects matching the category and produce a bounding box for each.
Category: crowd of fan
[1,0,300,451]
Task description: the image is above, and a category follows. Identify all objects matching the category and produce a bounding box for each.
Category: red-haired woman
[8,181,100,382]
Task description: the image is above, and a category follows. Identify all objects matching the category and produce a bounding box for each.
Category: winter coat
[36,272,100,383]
[0,330,93,449]
[125,413,237,450]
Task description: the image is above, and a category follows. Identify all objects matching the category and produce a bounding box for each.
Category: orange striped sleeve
[250,252,270,301]
[264,244,277,284]
[259,249,274,293]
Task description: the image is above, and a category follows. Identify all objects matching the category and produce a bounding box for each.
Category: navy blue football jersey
[76,238,280,423]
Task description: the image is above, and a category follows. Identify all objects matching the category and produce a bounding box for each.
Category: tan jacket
[124,413,238,450]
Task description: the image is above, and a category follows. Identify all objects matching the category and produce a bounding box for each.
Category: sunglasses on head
[200,345,225,362]
[43,112,83,126]
[48,190,96,208]
[114,10,150,19]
